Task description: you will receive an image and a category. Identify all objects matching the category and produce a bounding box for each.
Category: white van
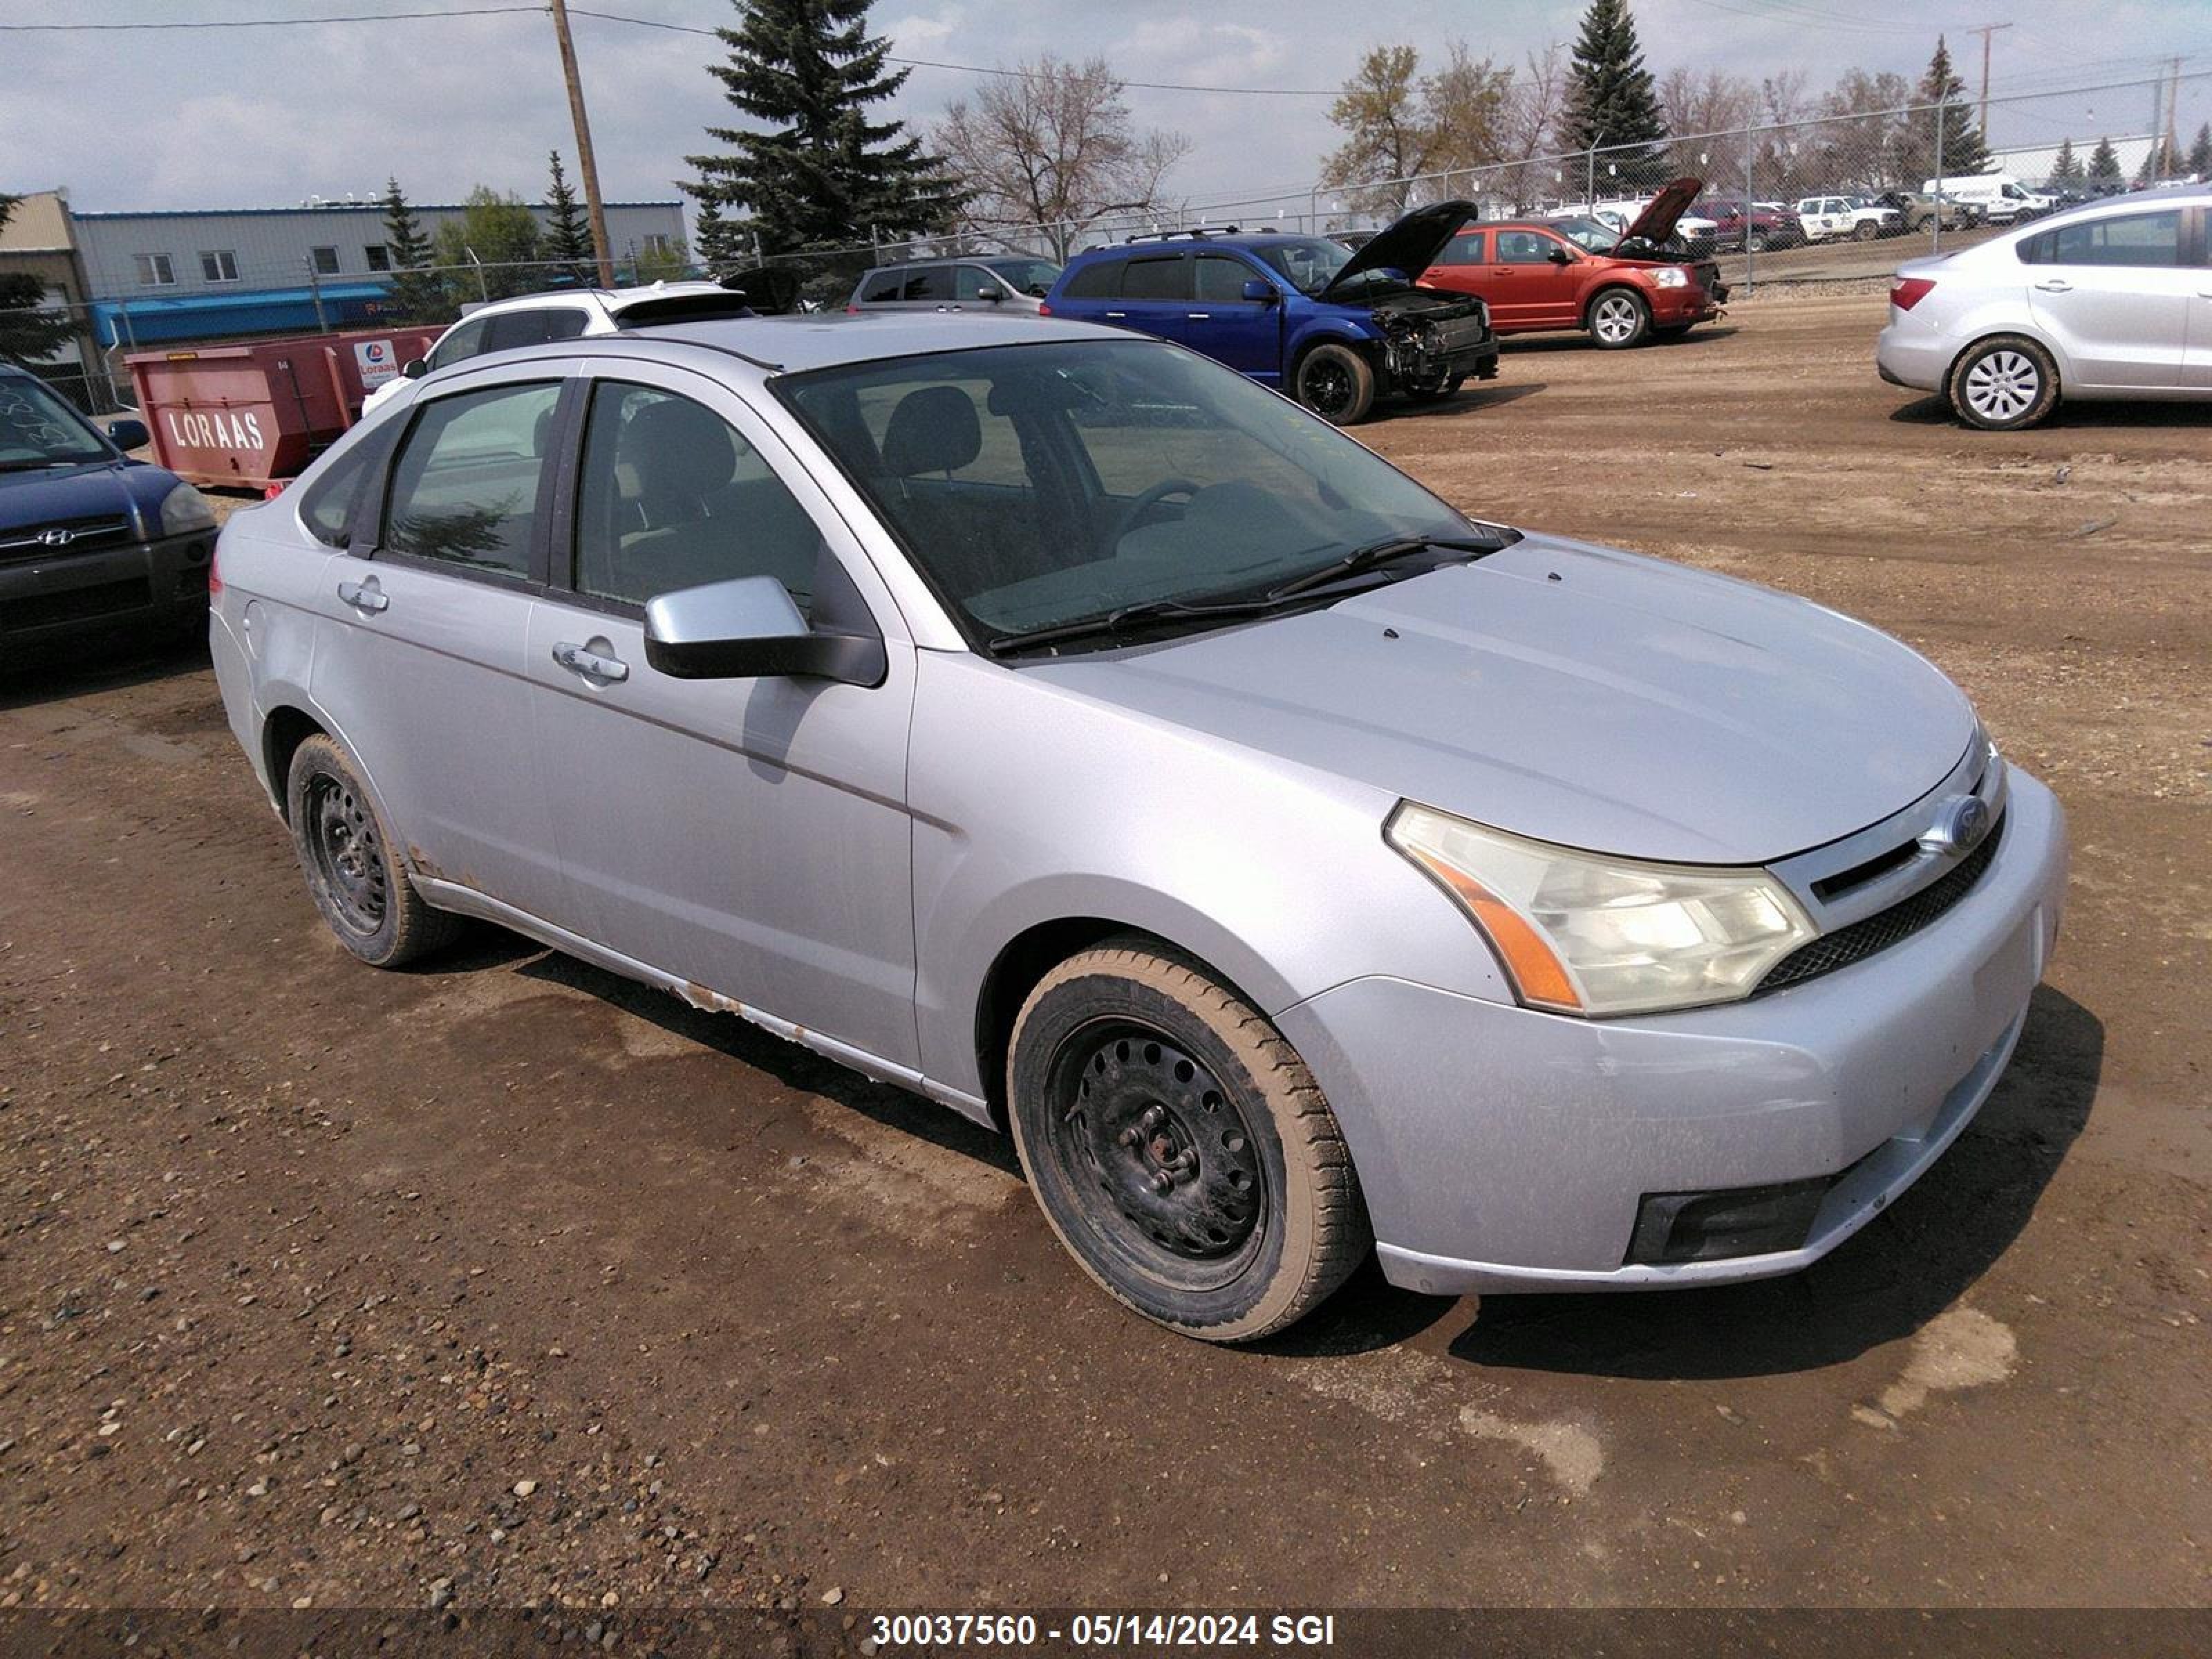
[1924,174,2054,224]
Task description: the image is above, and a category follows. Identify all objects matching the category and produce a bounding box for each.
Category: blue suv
[1042,200,1497,424]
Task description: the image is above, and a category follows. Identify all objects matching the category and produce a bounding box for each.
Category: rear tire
[1947,335,2059,431]
[286,733,458,968]
[1293,343,1376,425]
[1587,288,1651,349]
[1006,941,1369,1342]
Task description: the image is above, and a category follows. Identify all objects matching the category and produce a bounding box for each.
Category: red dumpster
[126,325,442,490]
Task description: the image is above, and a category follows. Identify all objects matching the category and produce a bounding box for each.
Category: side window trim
[354,369,577,593]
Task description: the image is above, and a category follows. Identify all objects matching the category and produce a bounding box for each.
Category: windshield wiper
[984,592,1283,657]
[1263,531,1513,601]
[0,458,88,473]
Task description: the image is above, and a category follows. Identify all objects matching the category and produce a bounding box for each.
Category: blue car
[0,364,218,656]
[1042,200,1498,424]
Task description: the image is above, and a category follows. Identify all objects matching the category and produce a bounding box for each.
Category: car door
[1188,252,1282,378]
[952,263,1015,313]
[1492,228,1579,330]
[525,361,920,1070]
[309,365,574,925]
[1421,228,1490,301]
[1105,252,1190,344]
[2024,207,2194,388]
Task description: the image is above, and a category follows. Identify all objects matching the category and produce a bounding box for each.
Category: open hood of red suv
[1322,198,1477,299]
[1622,177,1703,246]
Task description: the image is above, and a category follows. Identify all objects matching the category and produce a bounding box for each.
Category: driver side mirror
[976,287,1005,303]
[106,418,149,450]
[1240,278,1277,304]
[643,574,886,686]
[400,357,428,379]
[1548,247,1575,265]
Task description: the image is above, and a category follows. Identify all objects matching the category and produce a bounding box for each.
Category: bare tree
[1502,44,1571,210]
[1658,68,1758,191]
[1320,42,1514,214]
[935,56,1188,259]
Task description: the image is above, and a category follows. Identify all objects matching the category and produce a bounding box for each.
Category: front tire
[1587,288,1651,349]
[1293,343,1376,425]
[286,733,458,968]
[1006,941,1369,1342]
[1853,219,1877,241]
[1947,335,2059,431]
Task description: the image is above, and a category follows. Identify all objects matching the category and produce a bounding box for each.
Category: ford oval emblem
[1920,794,1991,856]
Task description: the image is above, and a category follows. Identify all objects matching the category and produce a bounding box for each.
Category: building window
[364,243,391,272]
[135,252,176,287]
[310,246,341,276]
[641,234,671,255]
[198,249,239,283]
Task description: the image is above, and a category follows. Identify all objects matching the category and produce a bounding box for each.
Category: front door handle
[2034,279,2073,292]
[336,577,388,613]
[552,641,629,683]
[1105,310,1127,319]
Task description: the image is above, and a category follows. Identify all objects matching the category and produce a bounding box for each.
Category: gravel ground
[0,287,2206,1625]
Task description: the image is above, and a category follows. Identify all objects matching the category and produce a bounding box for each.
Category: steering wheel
[1107,477,1204,550]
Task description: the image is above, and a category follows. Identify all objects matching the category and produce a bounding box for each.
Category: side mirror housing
[1548,247,1574,265]
[400,357,429,380]
[975,287,1005,303]
[642,574,885,686]
[106,418,150,450]
[1239,278,1277,303]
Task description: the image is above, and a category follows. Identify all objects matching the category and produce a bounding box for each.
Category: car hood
[1031,534,1976,864]
[1623,177,1703,245]
[0,458,166,538]
[1321,199,1477,299]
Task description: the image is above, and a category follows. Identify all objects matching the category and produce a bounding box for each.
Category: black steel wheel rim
[304,773,386,937]
[1302,358,1354,418]
[1043,1021,1267,1292]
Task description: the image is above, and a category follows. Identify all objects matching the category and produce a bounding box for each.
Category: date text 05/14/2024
[868,1613,1338,1648]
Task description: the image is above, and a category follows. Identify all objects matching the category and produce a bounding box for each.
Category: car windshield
[1550,216,1621,254]
[1251,238,1354,295]
[987,259,1062,297]
[777,339,1477,646]
[0,377,111,470]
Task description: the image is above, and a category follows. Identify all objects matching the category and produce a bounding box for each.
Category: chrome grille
[1756,815,2005,995]
[0,514,134,562]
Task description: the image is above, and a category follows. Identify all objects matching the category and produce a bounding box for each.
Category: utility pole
[547,0,616,286]
[2165,55,2182,177]
[1964,22,2012,141]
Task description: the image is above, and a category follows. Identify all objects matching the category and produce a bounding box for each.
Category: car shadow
[0,630,209,711]
[1890,395,2212,431]
[513,946,1024,1180]
[1443,984,2099,1380]
[1500,325,1741,357]
[1381,381,1546,422]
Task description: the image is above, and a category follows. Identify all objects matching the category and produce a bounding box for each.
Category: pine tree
[692,196,750,272]
[1564,0,1669,191]
[544,151,594,281]
[2047,137,2080,187]
[1917,37,1987,177]
[684,0,963,265]
[2086,136,2122,189]
[2190,121,2211,180]
[377,177,447,324]
[0,194,78,368]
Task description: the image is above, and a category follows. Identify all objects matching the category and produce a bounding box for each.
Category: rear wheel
[1947,335,2060,431]
[286,733,458,968]
[1006,941,1369,1342]
[1587,288,1651,349]
[1293,343,1376,425]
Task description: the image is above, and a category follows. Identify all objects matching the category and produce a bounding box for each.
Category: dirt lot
[1,288,2206,1624]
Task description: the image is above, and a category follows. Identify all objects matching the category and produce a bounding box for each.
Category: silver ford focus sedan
[209,313,2068,1341]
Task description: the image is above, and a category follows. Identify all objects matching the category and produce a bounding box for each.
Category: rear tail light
[1038,301,1053,316]
[845,304,861,314]
[261,481,285,499]
[1891,276,1936,311]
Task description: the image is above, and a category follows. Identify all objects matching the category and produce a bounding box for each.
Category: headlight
[1651,266,1690,288]
[159,482,218,536]
[1386,803,1818,1018]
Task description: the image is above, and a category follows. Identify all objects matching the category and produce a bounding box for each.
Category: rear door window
[901,267,952,302]
[2023,210,2184,268]
[859,268,904,302]
[382,381,562,578]
[1121,255,1189,301]
[1436,232,1485,265]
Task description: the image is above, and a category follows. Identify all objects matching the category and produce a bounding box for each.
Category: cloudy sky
[5,0,2206,223]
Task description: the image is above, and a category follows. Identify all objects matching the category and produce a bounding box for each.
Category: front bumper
[0,529,214,648]
[1275,772,2068,1294]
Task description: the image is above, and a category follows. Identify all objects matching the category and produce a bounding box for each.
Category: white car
[361,281,765,414]
[1571,199,1720,251]
[1796,196,1903,242]
[1926,174,2054,225]
[1876,186,2211,429]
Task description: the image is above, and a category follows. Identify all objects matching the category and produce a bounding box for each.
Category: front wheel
[1747,229,1770,253]
[1587,288,1651,349]
[1007,941,1369,1342]
[1853,219,1877,241]
[1947,335,2059,431]
[1293,343,1376,425]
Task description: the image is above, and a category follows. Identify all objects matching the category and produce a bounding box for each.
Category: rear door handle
[1186,312,1211,319]
[2034,279,2072,292]
[552,641,629,683]
[1105,310,1127,319]
[336,577,387,613]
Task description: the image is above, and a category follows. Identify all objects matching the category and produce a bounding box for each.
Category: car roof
[606,310,1130,373]
[1071,233,1320,259]
[461,280,730,319]
[2012,183,2212,232]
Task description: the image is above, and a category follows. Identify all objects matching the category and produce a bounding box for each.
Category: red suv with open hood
[1420,178,1728,349]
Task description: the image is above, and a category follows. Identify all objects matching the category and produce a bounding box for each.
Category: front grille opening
[1758,815,2005,995]
[1812,837,1920,902]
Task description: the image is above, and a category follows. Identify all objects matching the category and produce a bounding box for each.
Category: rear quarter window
[859,268,905,302]
[1060,259,1122,300]
[297,433,384,549]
